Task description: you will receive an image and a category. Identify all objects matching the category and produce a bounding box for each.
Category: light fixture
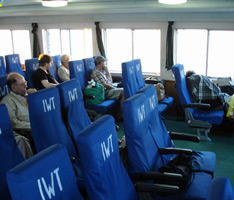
[158,0,187,4]
[42,0,68,7]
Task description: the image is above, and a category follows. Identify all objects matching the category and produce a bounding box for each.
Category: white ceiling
[1,0,234,18]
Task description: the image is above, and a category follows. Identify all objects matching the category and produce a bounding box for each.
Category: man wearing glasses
[1,72,36,159]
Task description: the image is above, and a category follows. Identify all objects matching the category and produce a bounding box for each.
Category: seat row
[1,80,233,199]
[121,58,174,115]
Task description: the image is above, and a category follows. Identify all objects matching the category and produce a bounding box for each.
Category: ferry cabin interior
[1,0,234,199]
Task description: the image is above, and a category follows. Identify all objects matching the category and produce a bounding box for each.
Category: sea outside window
[104,29,161,74]
[0,29,31,64]
[176,29,234,79]
[44,28,93,60]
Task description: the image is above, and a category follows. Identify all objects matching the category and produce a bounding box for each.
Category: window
[176,29,234,79]
[104,29,161,73]
[0,29,31,64]
[44,29,93,60]
[176,29,208,75]
[208,31,234,78]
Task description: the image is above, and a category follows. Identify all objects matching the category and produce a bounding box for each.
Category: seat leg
[197,128,211,142]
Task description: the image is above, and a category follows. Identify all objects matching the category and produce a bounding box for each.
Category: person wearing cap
[91,55,124,119]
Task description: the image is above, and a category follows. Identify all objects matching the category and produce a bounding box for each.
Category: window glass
[208,31,234,78]
[12,30,31,63]
[177,29,208,75]
[61,30,71,56]
[105,29,132,72]
[44,29,93,61]
[46,29,61,56]
[0,30,13,56]
[105,29,160,73]
[133,29,161,73]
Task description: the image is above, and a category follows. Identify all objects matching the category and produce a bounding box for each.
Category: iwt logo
[37,168,63,200]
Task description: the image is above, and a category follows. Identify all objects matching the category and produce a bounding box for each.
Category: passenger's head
[38,54,53,67]
[60,54,70,68]
[6,72,27,96]
[94,55,107,67]
[186,70,196,79]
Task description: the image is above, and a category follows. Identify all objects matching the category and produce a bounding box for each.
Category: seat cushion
[193,109,224,125]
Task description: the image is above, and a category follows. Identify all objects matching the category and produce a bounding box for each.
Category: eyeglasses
[15,81,28,87]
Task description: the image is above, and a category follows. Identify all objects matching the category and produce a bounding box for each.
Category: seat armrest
[145,79,161,84]
[135,171,182,182]
[159,147,192,155]
[184,103,210,109]
[169,132,200,143]
[135,182,180,194]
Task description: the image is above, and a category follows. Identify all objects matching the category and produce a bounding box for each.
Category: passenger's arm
[102,83,115,90]
[41,80,59,88]
[103,66,113,83]
[1,100,31,130]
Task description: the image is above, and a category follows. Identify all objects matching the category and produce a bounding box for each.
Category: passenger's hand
[27,88,37,94]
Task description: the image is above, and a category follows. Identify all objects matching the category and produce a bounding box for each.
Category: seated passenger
[58,54,70,82]
[1,72,35,159]
[91,55,124,119]
[186,70,229,111]
[33,54,59,90]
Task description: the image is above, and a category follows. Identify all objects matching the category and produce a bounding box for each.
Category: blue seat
[69,59,117,119]
[207,177,234,200]
[27,87,84,187]
[7,144,84,200]
[0,75,10,101]
[25,58,39,88]
[122,92,213,200]
[137,84,216,176]
[5,54,25,77]
[69,60,87,89]
[171,64,224,141]
[133,58,146,90]
[0,56,7,76]
[77,115,138,200]
[0,104,24,199]
[49,55,61,82]
[122,59,174,115]
[133,59,174,108]
[82,57,95,84]
[122,60,138,99]
[57,79,91,152]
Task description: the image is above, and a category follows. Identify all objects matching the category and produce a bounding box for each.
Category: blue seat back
[7,144,83,200]
[122,60,138,99]
[0,56,7,76]
[122,93,164,175]
[77,115,138,200]
[171,64,195,114]
[83,57,95,84]
[28,87,78,158]
[137,84,175,163]
[0,104,24,199]
[69,60,87,89]
[49,55,61,82]
[25,58,39,88]
[133,59,145,90]
[5,54,25,77]
[0,75,10,101]
[57,79,91,142]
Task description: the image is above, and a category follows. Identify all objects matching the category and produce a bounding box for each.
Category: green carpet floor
[117,107,234,188]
